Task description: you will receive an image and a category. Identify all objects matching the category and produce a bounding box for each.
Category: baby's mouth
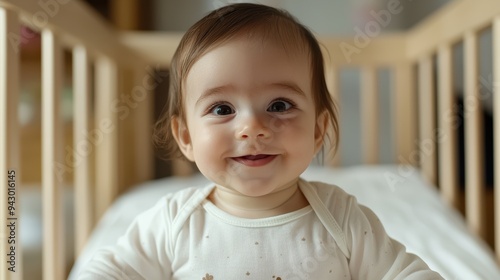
[231,154,277,167]
[240,154,270,160]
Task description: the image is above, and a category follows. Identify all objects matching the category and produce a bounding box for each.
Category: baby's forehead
[178,19,317,99]
[235,24,310,55]
[210,32,311,61]
[188,33,312,75]
[184,34,312,97]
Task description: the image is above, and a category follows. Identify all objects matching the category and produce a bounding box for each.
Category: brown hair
[153,3,339,160]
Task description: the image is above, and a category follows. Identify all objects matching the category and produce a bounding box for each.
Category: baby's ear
[171,116,195,161]
[314,110,328,154]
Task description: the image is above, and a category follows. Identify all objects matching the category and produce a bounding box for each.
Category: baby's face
[177,36,326,196]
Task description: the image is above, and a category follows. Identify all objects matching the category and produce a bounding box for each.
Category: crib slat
[73,46,93,256]
[493,16,500,263]
[324,64,341,166]
[95,57,119,220]
[0,7,22,280]
[394,64,416,164]
[134,68,154,183]
[437,45,460,208]
[464,32,486,239]
[418,56,437,185]
[361,67,379,164]
[41,29,65,280]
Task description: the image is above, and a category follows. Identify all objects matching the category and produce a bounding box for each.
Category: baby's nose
[235,117,272,140]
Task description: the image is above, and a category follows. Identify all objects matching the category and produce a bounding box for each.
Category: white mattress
[68,165,500,279]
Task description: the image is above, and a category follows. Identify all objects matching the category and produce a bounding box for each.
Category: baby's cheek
[288,126,318,156]
[267,116,290,134]
[280,120,315,140]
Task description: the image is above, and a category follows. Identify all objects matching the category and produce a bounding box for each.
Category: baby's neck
[208,180,309,219]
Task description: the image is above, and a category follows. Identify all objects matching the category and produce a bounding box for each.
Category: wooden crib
[0,0,499,279]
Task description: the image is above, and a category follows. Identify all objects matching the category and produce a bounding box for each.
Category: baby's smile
[231,154,278,167]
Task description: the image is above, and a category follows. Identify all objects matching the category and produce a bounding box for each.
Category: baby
[80,3,443,279]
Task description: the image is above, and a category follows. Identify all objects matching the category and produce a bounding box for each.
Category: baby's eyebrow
[264,82,306,98]
[195,81,306,107]
[195,85,234,107]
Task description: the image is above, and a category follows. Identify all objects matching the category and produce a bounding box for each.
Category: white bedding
[68,165,500,279]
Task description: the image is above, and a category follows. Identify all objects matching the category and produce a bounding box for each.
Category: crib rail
[404,0,500,261]
[326,0,500,261]
[0,0,152,279]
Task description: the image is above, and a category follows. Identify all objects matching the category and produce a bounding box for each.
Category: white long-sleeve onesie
[78,179,443,279]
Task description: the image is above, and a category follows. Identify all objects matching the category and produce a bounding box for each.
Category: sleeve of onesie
[77,199,173,280]
[344,196,444,280]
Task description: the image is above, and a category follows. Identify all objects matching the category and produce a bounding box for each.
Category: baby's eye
[211,104,234,115]
[268,100,293,112]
